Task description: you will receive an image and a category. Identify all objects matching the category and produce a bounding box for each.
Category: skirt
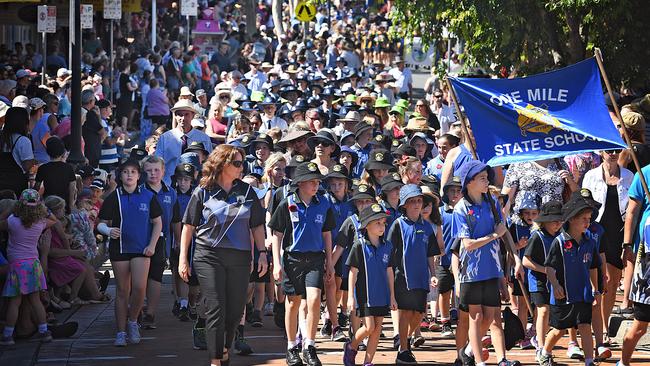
[2,258,48,297]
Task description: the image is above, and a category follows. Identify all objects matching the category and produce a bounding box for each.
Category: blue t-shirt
[453,195,504,283]
[31,116,51,164]
[628,166,650,251]
[425,155,444,181]
[630,217,650,304]
[440,204,455,268]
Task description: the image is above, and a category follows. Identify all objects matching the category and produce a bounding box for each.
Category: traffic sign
[81,5,94,29]
[295,0,316,22]
[37,5,57,33]
[180,0,198,17]
[103,0,122,20]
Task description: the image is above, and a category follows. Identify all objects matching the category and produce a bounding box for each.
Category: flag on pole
[449,58,626,166]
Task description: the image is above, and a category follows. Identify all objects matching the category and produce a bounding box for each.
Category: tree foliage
[390,0,650,88]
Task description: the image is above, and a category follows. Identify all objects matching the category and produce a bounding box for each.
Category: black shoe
[245,302,254,323]
[99,270,110,293]
[396,349,417,364]
[178,307,190,322]
[320,319,332,337]
[234,337,253,355]
[141,313,156,329]
[302,345,322,366]
[286,345,304,366]
[250,310,263,327]
[459,344,476,366]
[172,301,180,317]
[50,322,78,338]
[331,325,347,342]
[338,312,349,328]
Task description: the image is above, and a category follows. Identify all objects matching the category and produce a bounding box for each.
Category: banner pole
[445,77,534,316]
[594,48,650,200]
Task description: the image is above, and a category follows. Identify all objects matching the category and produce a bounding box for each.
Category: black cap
[251,132,274,151]
[292,162,325,183]
[359,203,390,229]
[353,121,373,137]
[129,146,148,161]
[421,175,441,195]
[174,163,196,180]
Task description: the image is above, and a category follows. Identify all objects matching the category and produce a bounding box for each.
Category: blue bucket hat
[457,160,493,193]
[515,191,540,212]
[399,184,423,208]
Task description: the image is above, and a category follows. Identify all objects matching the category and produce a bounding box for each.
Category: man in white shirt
[244,58,267,93]
[258,97,288,133]
[389,57,413,100]
[430,89,457,135]
[229,70,249,101]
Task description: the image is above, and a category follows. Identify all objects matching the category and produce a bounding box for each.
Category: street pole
[68,0,85,164]
[186,15,190,49]
[110,19,114,104]
[152,0,157,48]
[41,32,46,85]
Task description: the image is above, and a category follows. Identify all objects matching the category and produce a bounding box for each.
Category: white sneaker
[566,342,584,359]
[263,303,274,316]
[114,332,127,347]
[127,322,141,344]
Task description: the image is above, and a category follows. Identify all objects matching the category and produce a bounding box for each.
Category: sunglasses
[604,149,623,154]
[219,95,231,100]
[317,141,333,147]
[175,111,192,117]
[229,160,244,168]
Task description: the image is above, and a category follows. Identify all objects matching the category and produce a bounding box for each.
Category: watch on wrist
[622,243,633,249]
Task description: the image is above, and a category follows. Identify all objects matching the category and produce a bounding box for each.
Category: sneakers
[320,319,332,337]
[30,330,53,343]
[396,349,417,364]
[114,332,127,347]
[566,342,584,359]
[428,321,441,331]
[250,310,263,328]
[459,344,476,366]
[538,353,554,366]
[441,322,454,338]
[530,335,539,350]
[302,345,322,366]
[192,319,207,350]
[331,325,347,342]
[0,335,15,346]
[263,302,274,316]
[498,359,521,366]
[338,312,349,328]
[411,335,425,348]
[286,344,304,366]
[393,335,400,350]
[234,337,253,355]
[482,335,492,348]
[178,307,190,322]
[519,338,534,350]
[596,344,612,361]
[141,313,156,330]
[172,301,180,317]
[420,318,431,330]
[343,341,358,366]
[127,322,141,344]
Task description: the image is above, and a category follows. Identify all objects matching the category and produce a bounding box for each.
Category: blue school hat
[515,191,540,212]
[456,160,493,193]
[178,152,201,172]
[398,184,423,209]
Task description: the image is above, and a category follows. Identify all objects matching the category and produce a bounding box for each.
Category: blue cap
[456,160,492,193]
[516,191,540,212]
[399,184,423,208]
[179,152,201,172]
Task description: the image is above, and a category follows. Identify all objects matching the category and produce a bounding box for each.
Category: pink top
[7,215,46,262]
[209,118,227,135]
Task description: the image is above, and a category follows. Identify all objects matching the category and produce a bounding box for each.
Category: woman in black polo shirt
[178,144,268,366]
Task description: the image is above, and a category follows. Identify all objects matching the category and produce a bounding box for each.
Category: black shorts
[530,292,550,306]
[436,266,454,294]
[396,289,428,313]
[148,237,167,282]
[187,264,199,286]
[550,302,592,330]
[109,240,148,262]
[339,275,349,291]
[511,275,525,296]
[282,252,325,298]
[633,302,650,322]
[459,278,501,307]
[249,263,271,283]
[357,305,390,318]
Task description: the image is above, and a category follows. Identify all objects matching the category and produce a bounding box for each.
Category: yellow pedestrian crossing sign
[295,0,316,22]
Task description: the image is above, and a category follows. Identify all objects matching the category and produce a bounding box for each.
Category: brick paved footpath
[2,269,650,366]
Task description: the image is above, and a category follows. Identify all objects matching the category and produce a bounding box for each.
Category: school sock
[179,298,189,308]
[465,343,473,357]
[3,326,14,337]
[287,340,296,350]
[38,323,48,333]
[616,362,628,366]
[542,349,552,356]
[477,363,486,366]
[299,319,307,338]
[303,338,315,349]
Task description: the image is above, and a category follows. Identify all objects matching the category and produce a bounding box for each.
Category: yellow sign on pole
[295,0,316,22]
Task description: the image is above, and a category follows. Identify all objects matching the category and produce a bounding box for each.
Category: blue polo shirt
[326,193,354,243]
[146,182,180,257]
[453,195,504,283]
[335,213,363,279]
[524,229,557,293]
[440,204,456,268]
[346,237,394,308]
[630,218,650,304]
[629,165,650,251]
[388,215,440,291]
[268,190,336,253]
[425,155,445,181]
[351,143,372,179]
[545,231,600,305]
[380,201,399,230]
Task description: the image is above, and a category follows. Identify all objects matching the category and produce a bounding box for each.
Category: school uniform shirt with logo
[453,196,504,283]
[439,204,455,268]
[245,155,265,177]
[98,186,163,254]
[268,191,336,253]
[380,201,399,231]
[544,231,600,305]
[182,180,265,251]
[631,217,650,305]
[524,229,557,293]
[351,144,372,179]
[326,193,355,243]
[145,182,181,257]
[336,213,364,279]
[346,237,394,309]
[388,215,440,291]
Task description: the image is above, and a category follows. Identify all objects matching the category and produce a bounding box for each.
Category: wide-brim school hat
[251,132,274,151]
[326,164,352,185]
[278,128,314,145]
[359,203,390,229]
[534,200,564,223]
[562,192,596,222]
[365,149,394,171]
[399,184,424,209]
[502,307,525,350]
[351,183,376,201]
[307,129,340,156]
[184,141,209,155]
[173,163,197,180]
[442,176,463,204]
[339,146,359,169]
[292,161,325,183]
[380,172,404,193]
[457,160,493,193]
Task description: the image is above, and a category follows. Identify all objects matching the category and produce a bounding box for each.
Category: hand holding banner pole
[594,48,650,200]
[446,77,534,316]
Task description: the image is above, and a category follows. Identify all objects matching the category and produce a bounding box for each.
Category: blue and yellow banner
[449,58,627,166]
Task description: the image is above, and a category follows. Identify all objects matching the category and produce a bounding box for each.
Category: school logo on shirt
[315,214,324,224]
[164,196,172,204]
[583,252,592,263]
[139,203,149,212]
[383,253,390,264]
